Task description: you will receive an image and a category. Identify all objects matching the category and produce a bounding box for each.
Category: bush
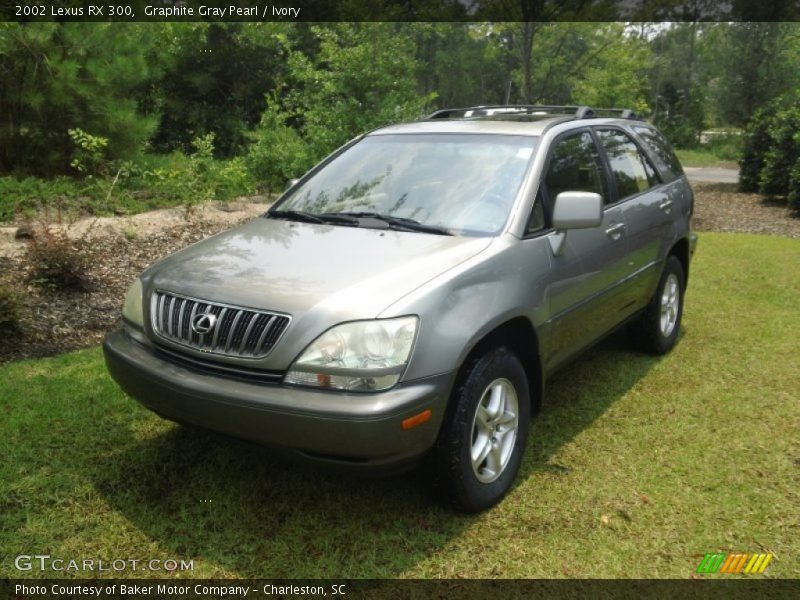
[0,284,21,331]
[739,106,777,192]
[788,156,800,211]
[759,106,800,197]
[207,157,256,200]
[27,226,94,290]
[0,176,85,222]
[246,102,311,193]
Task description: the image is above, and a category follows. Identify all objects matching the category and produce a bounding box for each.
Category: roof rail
[426,105,587,120]
[424,105,642,121]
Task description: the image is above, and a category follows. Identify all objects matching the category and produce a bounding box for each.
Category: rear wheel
[429,346,530,512]
[632,255,685,355]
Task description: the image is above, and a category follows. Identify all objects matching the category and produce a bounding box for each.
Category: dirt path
[0,199,271,259]
[684,167,739,184]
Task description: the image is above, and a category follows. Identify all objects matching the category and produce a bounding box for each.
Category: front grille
[150,290,291,359]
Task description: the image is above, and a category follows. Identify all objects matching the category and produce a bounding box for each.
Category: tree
[284,23,434,161]
[149,23,290,158]
[0,23,160,175]
[707,23,800,127]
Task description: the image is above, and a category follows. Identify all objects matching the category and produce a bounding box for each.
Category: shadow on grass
[90,329,663,577]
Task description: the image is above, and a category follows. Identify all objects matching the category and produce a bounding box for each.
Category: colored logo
[696,553,773,575]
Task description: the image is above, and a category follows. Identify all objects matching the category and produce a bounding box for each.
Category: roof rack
[424,105,641,121]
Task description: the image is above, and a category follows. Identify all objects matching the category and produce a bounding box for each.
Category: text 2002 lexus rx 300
[104,105,697,511]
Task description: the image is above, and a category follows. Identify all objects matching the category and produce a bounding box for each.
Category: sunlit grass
[1,232,798,579]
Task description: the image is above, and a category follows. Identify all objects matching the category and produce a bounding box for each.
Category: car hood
[146,217,493,319]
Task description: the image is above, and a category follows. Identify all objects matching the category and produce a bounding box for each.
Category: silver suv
[104,105,697,512]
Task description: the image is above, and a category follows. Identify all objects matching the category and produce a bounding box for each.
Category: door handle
[605,222,625,240]
[659,199,674,213]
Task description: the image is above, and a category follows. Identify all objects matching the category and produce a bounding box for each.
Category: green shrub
[0,176,85,222]
[739,106,777,192]
[68,128,111,176]
[27,226,94,290]
[246,103,311,193]
[207,157,256,200]
[787,156,800,211]
[0,284,21,331]
[759,106,800,197]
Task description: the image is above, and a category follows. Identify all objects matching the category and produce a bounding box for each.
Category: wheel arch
[452,316,544,417]
[669,237,690,284]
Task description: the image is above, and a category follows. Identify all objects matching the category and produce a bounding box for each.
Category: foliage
[0,23,160,175]
[149,23,291,158]
[739,105,778,192]
[26,226,95,290]
[68,129,110,176]
[788,158,800,211]
[759,105,800,197]
[0,284,21,331]
[706,23,800,127]
[571,25,651,112]
[284,24,434,162]
[5,21,800,217]
[646,23,708,147]
[246,99,311,193]
[0,176,85,221]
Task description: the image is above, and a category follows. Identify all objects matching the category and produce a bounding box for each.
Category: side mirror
[285,178,300,192]
[552,191,603,230]
[549,191,603,256]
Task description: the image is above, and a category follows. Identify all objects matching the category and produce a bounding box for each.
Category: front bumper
[103,328,452,472]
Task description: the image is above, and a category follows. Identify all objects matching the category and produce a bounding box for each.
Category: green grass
[1,233,799,579]
[675,148,739,169]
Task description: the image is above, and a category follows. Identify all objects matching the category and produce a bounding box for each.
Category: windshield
[276,133,539,235]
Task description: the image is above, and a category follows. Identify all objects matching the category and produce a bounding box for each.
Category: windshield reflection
[277,133,539,235]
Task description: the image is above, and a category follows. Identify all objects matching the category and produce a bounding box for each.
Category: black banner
[2,0,800,23]
[2,579,800,600]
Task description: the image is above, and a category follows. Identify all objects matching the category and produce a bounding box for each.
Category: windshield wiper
[267,210,324,224]
[329,212,454,236]
[266,210,359,226]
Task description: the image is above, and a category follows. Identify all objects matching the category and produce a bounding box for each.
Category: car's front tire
[632,255,685,355]
[429,346,530,512]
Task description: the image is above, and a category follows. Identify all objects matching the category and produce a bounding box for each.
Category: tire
[632,255,685,355]
[428,346,530,512]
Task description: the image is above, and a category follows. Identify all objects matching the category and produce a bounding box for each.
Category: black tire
[428,346,530,512]
[632,255,685,355]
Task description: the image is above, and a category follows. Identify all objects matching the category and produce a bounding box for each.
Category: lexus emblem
[191,313,218,335]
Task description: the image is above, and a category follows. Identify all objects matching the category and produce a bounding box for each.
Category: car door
[532,129,632,370]
[595,126,673,312]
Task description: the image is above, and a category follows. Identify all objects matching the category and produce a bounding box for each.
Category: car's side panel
[540,204,631,369]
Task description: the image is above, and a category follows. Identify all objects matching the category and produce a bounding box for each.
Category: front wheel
[632,255,685,355]
[428,347,530,512]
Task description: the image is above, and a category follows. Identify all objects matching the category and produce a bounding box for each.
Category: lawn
[675,148,739,170]
[1,232,798,579]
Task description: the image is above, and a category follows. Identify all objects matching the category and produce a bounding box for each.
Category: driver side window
[526,131,607,235]
[545,131,608,207]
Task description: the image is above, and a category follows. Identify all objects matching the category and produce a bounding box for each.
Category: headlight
[122,278,144,327]
[284,316,418,391]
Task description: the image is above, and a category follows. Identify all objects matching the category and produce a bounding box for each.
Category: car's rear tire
[632,255,685,355]
[428,346,530,512]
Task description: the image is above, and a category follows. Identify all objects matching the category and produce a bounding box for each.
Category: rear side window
[633,126,684,181]
[597,129,659,200]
